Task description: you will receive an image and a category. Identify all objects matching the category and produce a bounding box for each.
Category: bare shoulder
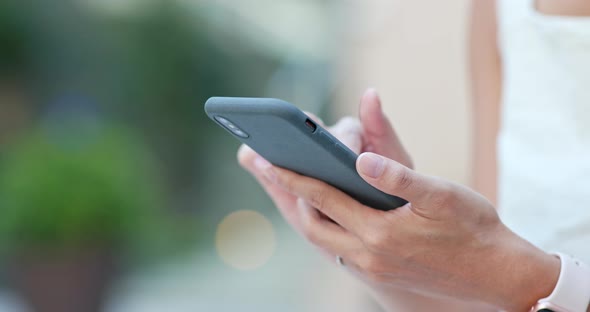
[536,0,590,16]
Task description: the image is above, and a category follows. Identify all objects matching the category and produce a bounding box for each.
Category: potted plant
[0,124,170,312]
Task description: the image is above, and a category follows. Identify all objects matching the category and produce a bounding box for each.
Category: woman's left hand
[259,152,560,311]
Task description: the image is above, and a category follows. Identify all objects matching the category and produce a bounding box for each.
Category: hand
[260,150,561,311]
[238,89,560,311]
[238,89,466,310]
[237,88,412,240]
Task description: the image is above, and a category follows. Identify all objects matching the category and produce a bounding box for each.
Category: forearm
[471,91,500,205]
[472,142,498,205]
[470,0,501,205]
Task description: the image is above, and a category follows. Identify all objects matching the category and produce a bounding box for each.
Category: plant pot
[9,248,118,312]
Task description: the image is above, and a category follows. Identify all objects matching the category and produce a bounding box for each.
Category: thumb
[356,152,447,217]
[359,89,413,168]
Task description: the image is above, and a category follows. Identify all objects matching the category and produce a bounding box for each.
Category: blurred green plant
[0,124,189,260]
[0,0,281,200]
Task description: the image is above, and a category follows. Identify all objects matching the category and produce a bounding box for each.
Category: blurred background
[0,0,470,311]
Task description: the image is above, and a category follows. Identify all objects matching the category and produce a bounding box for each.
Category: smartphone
[204,97,407,211]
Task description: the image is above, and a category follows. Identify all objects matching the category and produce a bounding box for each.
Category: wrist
[486,228,560,311]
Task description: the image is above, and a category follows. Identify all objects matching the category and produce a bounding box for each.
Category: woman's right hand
[237,88,412,239]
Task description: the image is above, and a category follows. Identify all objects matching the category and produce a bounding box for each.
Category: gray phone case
[204,97,407,211]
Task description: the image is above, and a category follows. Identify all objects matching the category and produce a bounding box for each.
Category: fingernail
[254,156,277,183]
[358,153,385,178]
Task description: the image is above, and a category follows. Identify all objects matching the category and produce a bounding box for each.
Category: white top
[497,0,590,263]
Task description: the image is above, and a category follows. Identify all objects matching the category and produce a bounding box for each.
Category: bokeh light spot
[215,210,276,271]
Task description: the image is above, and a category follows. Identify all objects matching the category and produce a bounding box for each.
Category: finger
[296,198,364,255]
[329,117,363,154]
[359,88,413,168]
[263,164,381,234]
[356,152,445,212]
[238,145,365,254]
[237,145,305,231]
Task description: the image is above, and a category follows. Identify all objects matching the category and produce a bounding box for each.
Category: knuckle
[307,188,327,209]
[362,228,389,250]
[280,175,297,193]
[356,254,386,282]
[431,181,457,207]
[389,166,413,193]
